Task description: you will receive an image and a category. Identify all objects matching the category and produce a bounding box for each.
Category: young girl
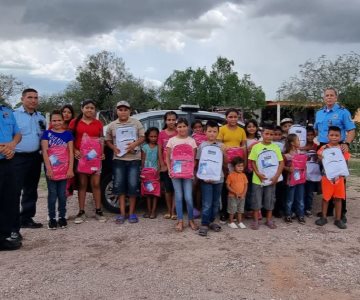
[244,119,260,217]
[69,99,106,224]
[41,110,74,229]
[166,118,198,232]
[141,127,160,219]
[158,111,178,220]
[61,104,75,129]
[217,108,247,222]
[283,134,306,224]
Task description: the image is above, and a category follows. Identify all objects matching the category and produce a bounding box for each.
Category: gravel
[1,176,359,300]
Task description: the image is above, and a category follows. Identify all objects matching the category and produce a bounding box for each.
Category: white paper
[115,126,137,157]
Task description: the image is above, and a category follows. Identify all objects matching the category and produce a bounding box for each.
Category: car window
[148,117,164,130]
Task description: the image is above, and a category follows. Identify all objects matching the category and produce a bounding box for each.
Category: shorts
[321,176,345,201]
[251,184,276,211]
[112,160,140,197]
[160,171,174,193]
[227,197,245,214]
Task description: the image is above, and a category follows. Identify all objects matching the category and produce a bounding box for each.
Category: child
[273,125,285,152]
[283,134,306,224]
[69,99,106,224]
[226,157,248,229]
[315,126,350,229]
[303,126,320,217]
[158,111,178,220]
[141,127,160,219]
[196,120,225,236]
[166,118,198,232]
[41,110,74,229]
[280,118,293,140]
[248,124,284,229]
[105,101,145,224]
[60,104,75,129]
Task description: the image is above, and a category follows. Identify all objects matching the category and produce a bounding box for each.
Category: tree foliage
[278,52,360,116]
[0,73,24,106]
[160,57,265,110]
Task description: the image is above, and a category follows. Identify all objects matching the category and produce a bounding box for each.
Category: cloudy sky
[0,0,359,99]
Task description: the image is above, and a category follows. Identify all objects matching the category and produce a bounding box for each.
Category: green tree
[0,73,24,106]
[278,52,360,115]
[37,93,69,113]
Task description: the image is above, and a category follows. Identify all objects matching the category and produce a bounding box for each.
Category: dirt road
[1,176,360,300]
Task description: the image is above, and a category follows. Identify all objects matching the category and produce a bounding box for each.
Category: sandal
[171,214,177,220]
[198,226,208,236]
[164,213,171,219]
[149,213,157,219]
[250,221,259,230]
[143,213,150,218]
[209,223,222,232]
[175,221,184,232]
[128,214,139,224]
[189,220,199,231]
[115,215,125,224]
[265,220,277,229]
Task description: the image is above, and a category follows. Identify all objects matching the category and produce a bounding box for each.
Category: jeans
[201,181,223,226]
[13,152,42,231]
[285,184,305,217]
[304,181,318,211]
[112,160,141,196]
[172,178,194,220]
[47,179,67,219]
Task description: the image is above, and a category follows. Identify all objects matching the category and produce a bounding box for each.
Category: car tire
[101,173,119,213]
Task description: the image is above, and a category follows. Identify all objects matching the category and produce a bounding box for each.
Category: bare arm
[67,141,74,178]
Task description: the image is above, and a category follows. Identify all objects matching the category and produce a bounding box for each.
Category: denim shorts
[113,160,141,197]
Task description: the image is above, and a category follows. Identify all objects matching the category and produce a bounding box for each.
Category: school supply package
[77,133,102,174]
[170,144,194,179]
[197,145,223,181]
[48,145,69,180]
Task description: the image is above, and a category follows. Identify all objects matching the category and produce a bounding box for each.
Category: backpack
[257,149,283,186]
[196,144,223,181]
[77,133,102,174]
[306,150,321,182]
[48,145,69,181]
[170,144,195,179]
[192,132,207,147]
[289,125,307,147]
[289,153,307,186]
[140,168,160,197]
[322,147,349,180]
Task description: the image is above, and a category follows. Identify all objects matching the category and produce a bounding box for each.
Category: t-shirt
[105,118,145,161]
[196,141,224,183]
[226,172,248,197]
[166,136,197,150]
[142,143,159,169]
[248,142,283,185]
[217,125,246,147]
[69,119,103,150]
[41,130,73,147]
[158,130,177,165]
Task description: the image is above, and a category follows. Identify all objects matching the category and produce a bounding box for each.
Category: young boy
[315,126,350,229]
[196,120,225,236]
[280,118,293,140]
[226,157,248,229]
[248,125,284,229]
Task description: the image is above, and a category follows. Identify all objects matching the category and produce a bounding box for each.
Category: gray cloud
[0,0,242,40]
[248,0,360,43]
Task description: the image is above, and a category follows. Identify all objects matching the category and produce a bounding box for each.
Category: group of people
[0,87,356,250]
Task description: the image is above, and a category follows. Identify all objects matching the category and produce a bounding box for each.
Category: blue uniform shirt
[314,103,356,143]
[13,105,46,153]
[0,105,20,159]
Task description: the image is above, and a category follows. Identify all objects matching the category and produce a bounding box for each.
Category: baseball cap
[116,101,131,108]
[280,118,293,125]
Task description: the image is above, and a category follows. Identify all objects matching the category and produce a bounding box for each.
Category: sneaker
[305,210,312,217]
[315,217,328,226]
[237,222,247,229]
[48,219,57,230]
[298,217,306,225]
[284,216,292,223]
[341,214,347,224]
[58,218,68,229]
[74,211,86,224]
[220,214,227,224]
[228,222,238,229]
[95,210,106,223]
[334,220,347,229]
[10,232,23,242]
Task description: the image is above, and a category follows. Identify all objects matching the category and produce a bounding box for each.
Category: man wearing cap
[12,88,46,238]
[105,101,145,224]
[0,104,22,250]
[314,87,356,221]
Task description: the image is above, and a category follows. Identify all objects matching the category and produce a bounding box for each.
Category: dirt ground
[1,176,360,300]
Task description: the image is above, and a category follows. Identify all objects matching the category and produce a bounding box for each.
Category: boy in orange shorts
[315,126,350,229]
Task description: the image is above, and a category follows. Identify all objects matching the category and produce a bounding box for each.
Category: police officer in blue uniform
[12,88,46,237]
[0,104,22,250]
[314,87,356,221]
